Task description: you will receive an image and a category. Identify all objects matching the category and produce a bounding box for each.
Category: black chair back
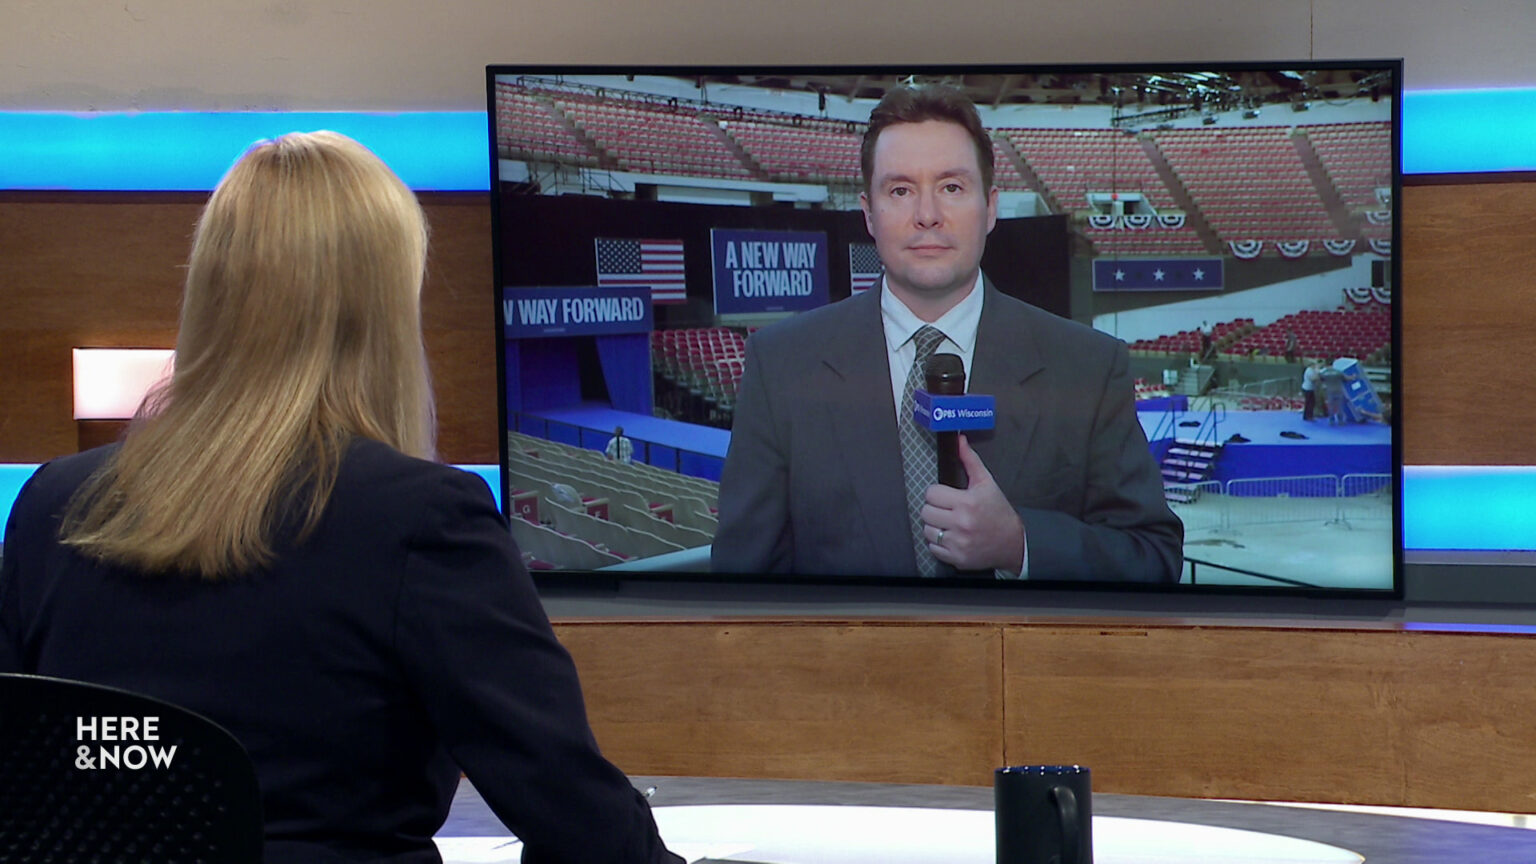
[0,673,263,863]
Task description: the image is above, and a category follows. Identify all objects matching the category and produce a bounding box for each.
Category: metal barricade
[1166,481,1227,533]
[1223,475,1340,528]
[1339,473,1393,524]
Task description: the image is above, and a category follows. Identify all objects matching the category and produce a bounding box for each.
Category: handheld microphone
[925,353,968,488]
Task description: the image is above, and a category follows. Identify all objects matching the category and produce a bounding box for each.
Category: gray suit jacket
[711,282,1182,582]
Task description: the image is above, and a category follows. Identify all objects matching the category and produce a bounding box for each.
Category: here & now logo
[74,715,178,770]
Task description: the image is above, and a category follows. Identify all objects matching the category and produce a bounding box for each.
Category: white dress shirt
[879,272,985,426]
[877,273,1027,577]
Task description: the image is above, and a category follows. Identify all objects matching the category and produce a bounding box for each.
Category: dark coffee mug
[995,764,1092,864]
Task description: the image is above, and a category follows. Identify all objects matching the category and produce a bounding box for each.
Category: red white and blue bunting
[1346,285,1393,306]
[1277,240,1311,259]
[1085,213,1188,230]
[1366,210,1392,225]
[1225,239,1382,260]
[1230,240,1263,259]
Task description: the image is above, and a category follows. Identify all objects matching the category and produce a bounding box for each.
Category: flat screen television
[487,61,1402,597]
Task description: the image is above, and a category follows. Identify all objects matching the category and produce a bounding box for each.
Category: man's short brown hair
[860,84,995,194]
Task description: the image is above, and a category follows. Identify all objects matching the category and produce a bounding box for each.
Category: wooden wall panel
[0,193,496,464]
[1400,182,1536,465]
[0,198,191,461]
[415,195,496,464]
[553,621,1004,786]
[550,619,1536,812]
[1002,624,1410,804]
[1000,621,1536,812]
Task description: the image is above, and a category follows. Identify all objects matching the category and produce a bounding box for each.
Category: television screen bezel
[486,60,1404,600]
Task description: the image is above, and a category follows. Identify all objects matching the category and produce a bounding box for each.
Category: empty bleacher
[542,499,683,560]
[493,82,599,166]
[1130,289,1389,364]
[652,326,747,424]
[1133,377,1172,401]
[1225,303,1390,363]
[503,430,721,569]
[983,140,1032,190]
[722,118,861,183]
[1153,127,1337,252]
[551,90,754,180]
[1130,318,1255,358]
[1004,128,1207,256]
[1304,123,1392,212]
[509,517,624,571]
[493,82,1390,262]
[1303,121,1393,244]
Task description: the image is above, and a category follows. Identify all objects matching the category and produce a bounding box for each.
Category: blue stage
[1140,408,1391,484]
[513,404,1389,488]
[513,404,731,481]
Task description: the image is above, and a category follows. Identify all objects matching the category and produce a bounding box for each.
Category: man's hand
[921,434,1027,573]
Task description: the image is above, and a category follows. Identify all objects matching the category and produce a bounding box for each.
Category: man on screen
[712,84,1181,581]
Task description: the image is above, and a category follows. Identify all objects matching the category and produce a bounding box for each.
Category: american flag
[849,243,883,296]
[595,238,687,304]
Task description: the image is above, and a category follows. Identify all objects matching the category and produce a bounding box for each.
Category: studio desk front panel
[553,618,1536,814]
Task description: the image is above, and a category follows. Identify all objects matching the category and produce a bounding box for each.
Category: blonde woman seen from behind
[0,132,681,864]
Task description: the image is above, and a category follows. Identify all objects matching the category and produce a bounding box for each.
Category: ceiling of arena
[699,69,1390,110]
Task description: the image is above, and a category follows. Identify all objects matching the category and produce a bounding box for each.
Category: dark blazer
[711,282,1182,581]
[0,438,680,864]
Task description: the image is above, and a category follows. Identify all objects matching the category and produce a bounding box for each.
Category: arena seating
[492,82,598,165]
[1003,128,1207,256]
[493,83,1387,262]
[549,90,754,180]
[652,327,747,419]
[1225,304,1390,362]
[542,500,683,560]
[1152,127,1337,251]
[1133,377,1172,400]
[512,441,718,527]
[1129,318,1254,358]
[722,118,861,183]
[506,430,720,569]
[509,516,624,570]
[1006,128,1174,208]
[1130,288,1389,363]
[1303,122,1393,244]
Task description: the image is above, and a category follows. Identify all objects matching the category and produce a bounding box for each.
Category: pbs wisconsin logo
[74,716,178,770]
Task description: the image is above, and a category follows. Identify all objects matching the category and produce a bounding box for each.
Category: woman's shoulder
[10,445,118,519]
[331,438,500,528]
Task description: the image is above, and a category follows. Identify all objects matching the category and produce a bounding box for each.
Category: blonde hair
[62,131,435,577]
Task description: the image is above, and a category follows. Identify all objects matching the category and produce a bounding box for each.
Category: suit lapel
[967,282,1047,495]
[820,290,917,575]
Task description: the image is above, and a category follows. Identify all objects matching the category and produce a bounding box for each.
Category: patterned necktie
[899,325,947,577]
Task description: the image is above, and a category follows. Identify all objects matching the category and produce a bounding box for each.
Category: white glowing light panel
[436,805,1363,864]
[72,348,174,420]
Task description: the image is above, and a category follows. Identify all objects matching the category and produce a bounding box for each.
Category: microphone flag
[913,391,997,432]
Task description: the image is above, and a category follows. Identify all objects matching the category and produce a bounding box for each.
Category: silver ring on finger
[935,528,946,546]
